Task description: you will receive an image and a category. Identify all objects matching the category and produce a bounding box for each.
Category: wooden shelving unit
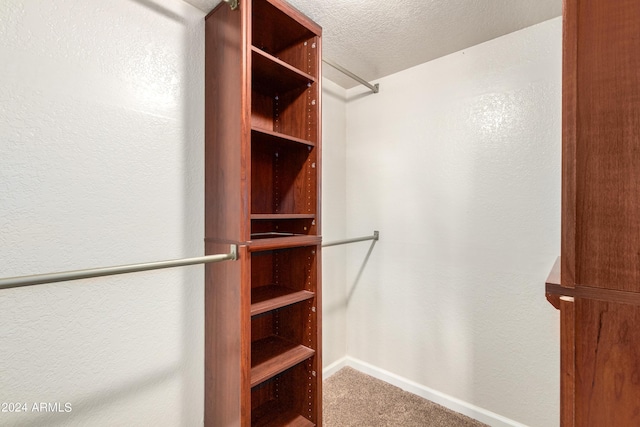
[204,0,322,425]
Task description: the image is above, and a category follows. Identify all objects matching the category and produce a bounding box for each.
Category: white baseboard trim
[322,356,349,379]
[336,356,528,427]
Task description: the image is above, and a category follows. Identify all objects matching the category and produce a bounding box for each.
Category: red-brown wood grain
[251,363,316,427]
[204,3,249,426]
[251,286,314,316]
[250,336,315,387]
[252,47,316,92]
[547,283,640,308]
[560,299,575,427]
[561,0,577,289]
[574,0,640,291]
[313,244,322,426]
[205,1,249,244]
[248,235,321,252]
[205,1,322,425]
[575,299,640,426]
[546,257,562,309]
[205,242,251,427]
[553,0,640,424]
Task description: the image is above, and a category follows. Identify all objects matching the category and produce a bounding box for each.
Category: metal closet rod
[0,245,238,291]
[0,231,380,290]
[323,58,380,94]
[323,230,379,247]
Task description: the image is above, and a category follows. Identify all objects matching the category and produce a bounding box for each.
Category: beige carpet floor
[323,367,488,427]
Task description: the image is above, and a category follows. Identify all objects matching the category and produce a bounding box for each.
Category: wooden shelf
[252,285,314,316]
[252,127,316,147]
[252,213,315,220]
[250,216,317,237]
[248,235,321,252]
[252,47,315,95]
[252,402,315,427]
[251,232,300,239]
[251,336,315,387]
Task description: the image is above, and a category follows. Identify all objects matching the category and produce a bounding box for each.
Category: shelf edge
[251,287,315,316]
[251,339,315,388]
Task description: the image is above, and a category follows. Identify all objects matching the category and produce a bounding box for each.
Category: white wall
[344,18,562,427]
[0,1,206,425]
[321,78,348,370]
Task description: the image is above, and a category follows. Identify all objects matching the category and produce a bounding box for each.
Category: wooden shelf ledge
[252,401,315,427]
[251,213,316,220]
[545,256,562,309]
[252,285,314,316]
[252,126,316,147]
[252,47,315,95]
[546,256,640,307]
[248,235,321,252]
[251,335,315,388]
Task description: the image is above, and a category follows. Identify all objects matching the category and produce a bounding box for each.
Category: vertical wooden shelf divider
[546,0,640,424]
[204,1,322,426]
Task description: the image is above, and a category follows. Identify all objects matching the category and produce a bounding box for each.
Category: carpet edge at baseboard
[323,356,530,427]
[323,356,350,380]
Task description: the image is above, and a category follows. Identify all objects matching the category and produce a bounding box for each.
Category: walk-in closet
[2,0,639,426]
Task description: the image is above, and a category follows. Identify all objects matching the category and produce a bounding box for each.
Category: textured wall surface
[0,0,206,425]
[344,18,562,427]
[321,78,348,369]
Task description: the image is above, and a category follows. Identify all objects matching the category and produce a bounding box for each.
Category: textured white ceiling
[185,0,562,88]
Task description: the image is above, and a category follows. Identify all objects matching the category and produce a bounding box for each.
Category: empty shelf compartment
[252,0,319,76]
[251,362,318,426]
[251,137,318,215]
[252,47,314,95]
[251,335,314,387]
